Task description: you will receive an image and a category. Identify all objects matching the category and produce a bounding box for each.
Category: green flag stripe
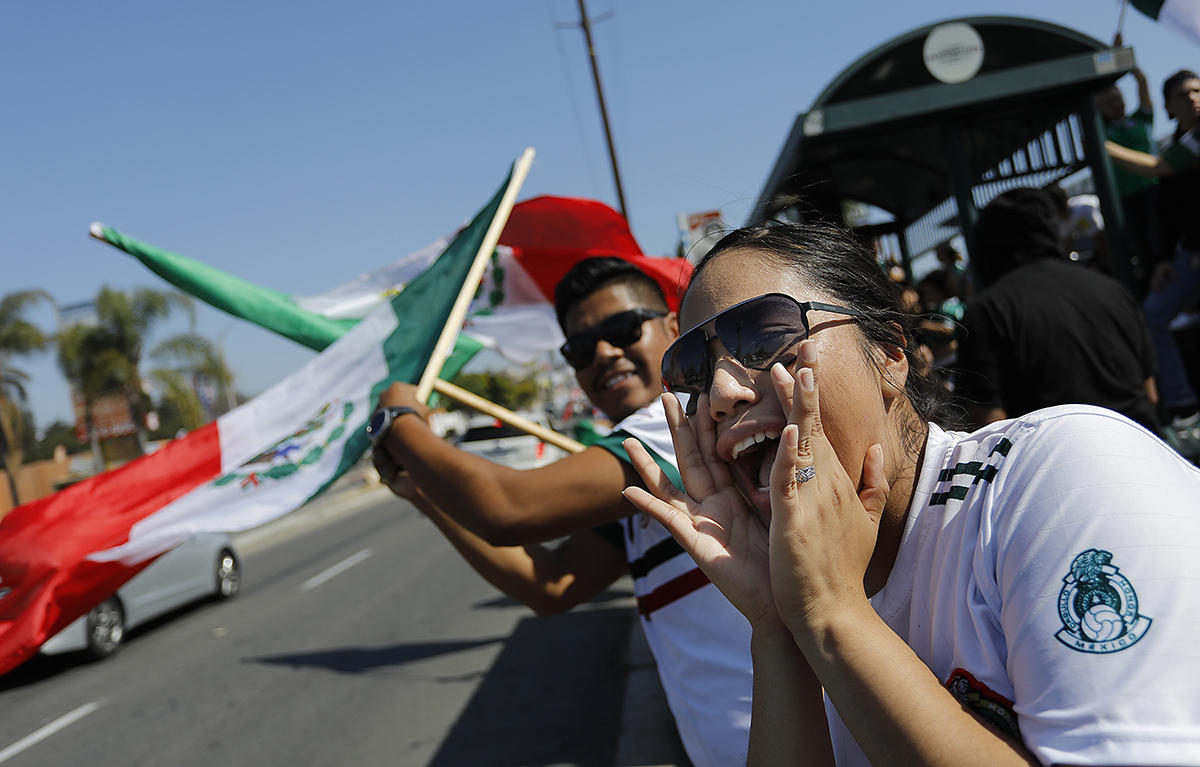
[311,167,514,501]
[320,169,513,497]
[99,225,355,352]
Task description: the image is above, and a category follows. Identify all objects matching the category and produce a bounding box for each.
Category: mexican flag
[1130,0,1200,43]
[0,166,520,676]
[93,196,691,366]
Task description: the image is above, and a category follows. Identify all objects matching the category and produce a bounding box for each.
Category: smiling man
[370,257,754,767]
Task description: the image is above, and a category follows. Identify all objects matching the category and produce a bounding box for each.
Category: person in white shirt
[623,221,1200,766]
[371,257,752,766]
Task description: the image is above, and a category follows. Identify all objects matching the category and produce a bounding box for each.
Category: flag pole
[1116,0,1129,39]
[415,148,536,403]
[432,379,584,454]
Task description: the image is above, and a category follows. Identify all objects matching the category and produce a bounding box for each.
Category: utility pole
[570,0,630,224]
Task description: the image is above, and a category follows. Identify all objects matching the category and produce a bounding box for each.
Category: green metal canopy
[752,16,1136,285]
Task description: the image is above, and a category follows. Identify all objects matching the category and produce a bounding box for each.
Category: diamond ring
[795,465,816,484]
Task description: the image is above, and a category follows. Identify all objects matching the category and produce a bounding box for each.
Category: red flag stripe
[0,422,222,674]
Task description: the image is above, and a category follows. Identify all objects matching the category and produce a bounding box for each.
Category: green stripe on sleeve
[594,431,684,491]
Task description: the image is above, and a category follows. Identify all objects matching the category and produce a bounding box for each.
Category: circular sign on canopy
[923,23,984,84]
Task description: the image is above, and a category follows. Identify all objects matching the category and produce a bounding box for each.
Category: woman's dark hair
[691,221,963,437]
[554,256,668,332]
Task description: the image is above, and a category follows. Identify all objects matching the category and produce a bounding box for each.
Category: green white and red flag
[92,196,691,365]
[0,166,519,677]
[1130,0,1200,43]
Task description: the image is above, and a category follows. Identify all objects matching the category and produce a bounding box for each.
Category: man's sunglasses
[660,293,868,415]
[559,308,667,369]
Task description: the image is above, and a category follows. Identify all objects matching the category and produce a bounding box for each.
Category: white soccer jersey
[598,397,754,767]
[826,405,1200,766]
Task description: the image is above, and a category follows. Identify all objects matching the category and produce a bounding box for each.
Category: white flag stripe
[0,701,102,764]
[215,302,400,473]
[299,549,372,592]
[1162,0,1200,41]
[463,305,565,363]
[294,236,451,320]
[87,299,400,565]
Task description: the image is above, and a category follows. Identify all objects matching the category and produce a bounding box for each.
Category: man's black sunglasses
[559,308,667,369]
[660,293,868,415]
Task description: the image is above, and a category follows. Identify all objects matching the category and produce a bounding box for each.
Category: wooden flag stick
[432,379,584,454]
[415,147,536,403]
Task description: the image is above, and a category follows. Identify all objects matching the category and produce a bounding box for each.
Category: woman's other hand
[767,342,888,641]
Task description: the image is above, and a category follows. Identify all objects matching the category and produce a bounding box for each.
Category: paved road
[0,484,670,766]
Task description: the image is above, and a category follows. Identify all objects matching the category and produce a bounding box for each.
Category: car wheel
[215,549,241,600]
[85,597,125,659]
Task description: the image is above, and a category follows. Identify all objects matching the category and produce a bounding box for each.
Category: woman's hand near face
[767,342,889,642]
[621,392,782,629]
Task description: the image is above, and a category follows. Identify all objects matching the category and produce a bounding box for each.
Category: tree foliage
[25,420,88,462]
[0,289,52,504]
[151,332,236,418]
[55,286,195,457]
[448,370,540,413]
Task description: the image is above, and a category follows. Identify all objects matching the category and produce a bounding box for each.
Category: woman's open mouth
[728,430,781,512]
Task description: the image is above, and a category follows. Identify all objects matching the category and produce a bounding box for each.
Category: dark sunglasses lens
[716,295,805,369]
[604,312,647,348]
[561,311,651,369]
[661,334,709,413]
[560,337,595,369]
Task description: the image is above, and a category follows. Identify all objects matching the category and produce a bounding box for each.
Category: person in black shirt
[955,187,1159,433]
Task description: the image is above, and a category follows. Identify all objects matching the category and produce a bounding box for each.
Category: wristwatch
[366,406,421,444]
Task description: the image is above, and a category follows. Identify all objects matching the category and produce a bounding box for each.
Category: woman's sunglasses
[559,308,667,369]
[660,293,867,414]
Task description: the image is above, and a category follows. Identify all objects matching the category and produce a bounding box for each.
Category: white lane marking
[0,700,102,764]
[299,549,372,592]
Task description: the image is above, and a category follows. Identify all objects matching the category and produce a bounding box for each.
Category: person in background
[370,257,753,767]
[934,242,973,302]
[1097,33,1159,283]
[622,220,1200,766]
[954,187,1159,434]
[1107,69,1200,447]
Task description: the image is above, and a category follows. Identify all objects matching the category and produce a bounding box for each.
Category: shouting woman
[622,222,1200,766]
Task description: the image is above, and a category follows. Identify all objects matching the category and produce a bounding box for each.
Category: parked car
[40,533,241,660]
[455,416,568,470]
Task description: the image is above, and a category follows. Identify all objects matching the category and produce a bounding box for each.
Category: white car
[40,533,241,660]
[455,417,568,470]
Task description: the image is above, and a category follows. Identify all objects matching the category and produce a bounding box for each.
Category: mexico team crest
[1056,549,1151,653]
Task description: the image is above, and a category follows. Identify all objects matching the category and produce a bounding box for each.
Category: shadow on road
[428,605,634,767]
[0,652,93,691]
[472,588,633,610]
[251,637,504,674]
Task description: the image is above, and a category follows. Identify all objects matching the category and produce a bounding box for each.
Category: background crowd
[882,49,1200,463]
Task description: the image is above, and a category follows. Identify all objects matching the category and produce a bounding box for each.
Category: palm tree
[0,290,52,506]
[147,369,207,433]
[151,333,236,419]
[55,287,194,461]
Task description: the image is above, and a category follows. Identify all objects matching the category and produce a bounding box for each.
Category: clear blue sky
[4,0,1195,431]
